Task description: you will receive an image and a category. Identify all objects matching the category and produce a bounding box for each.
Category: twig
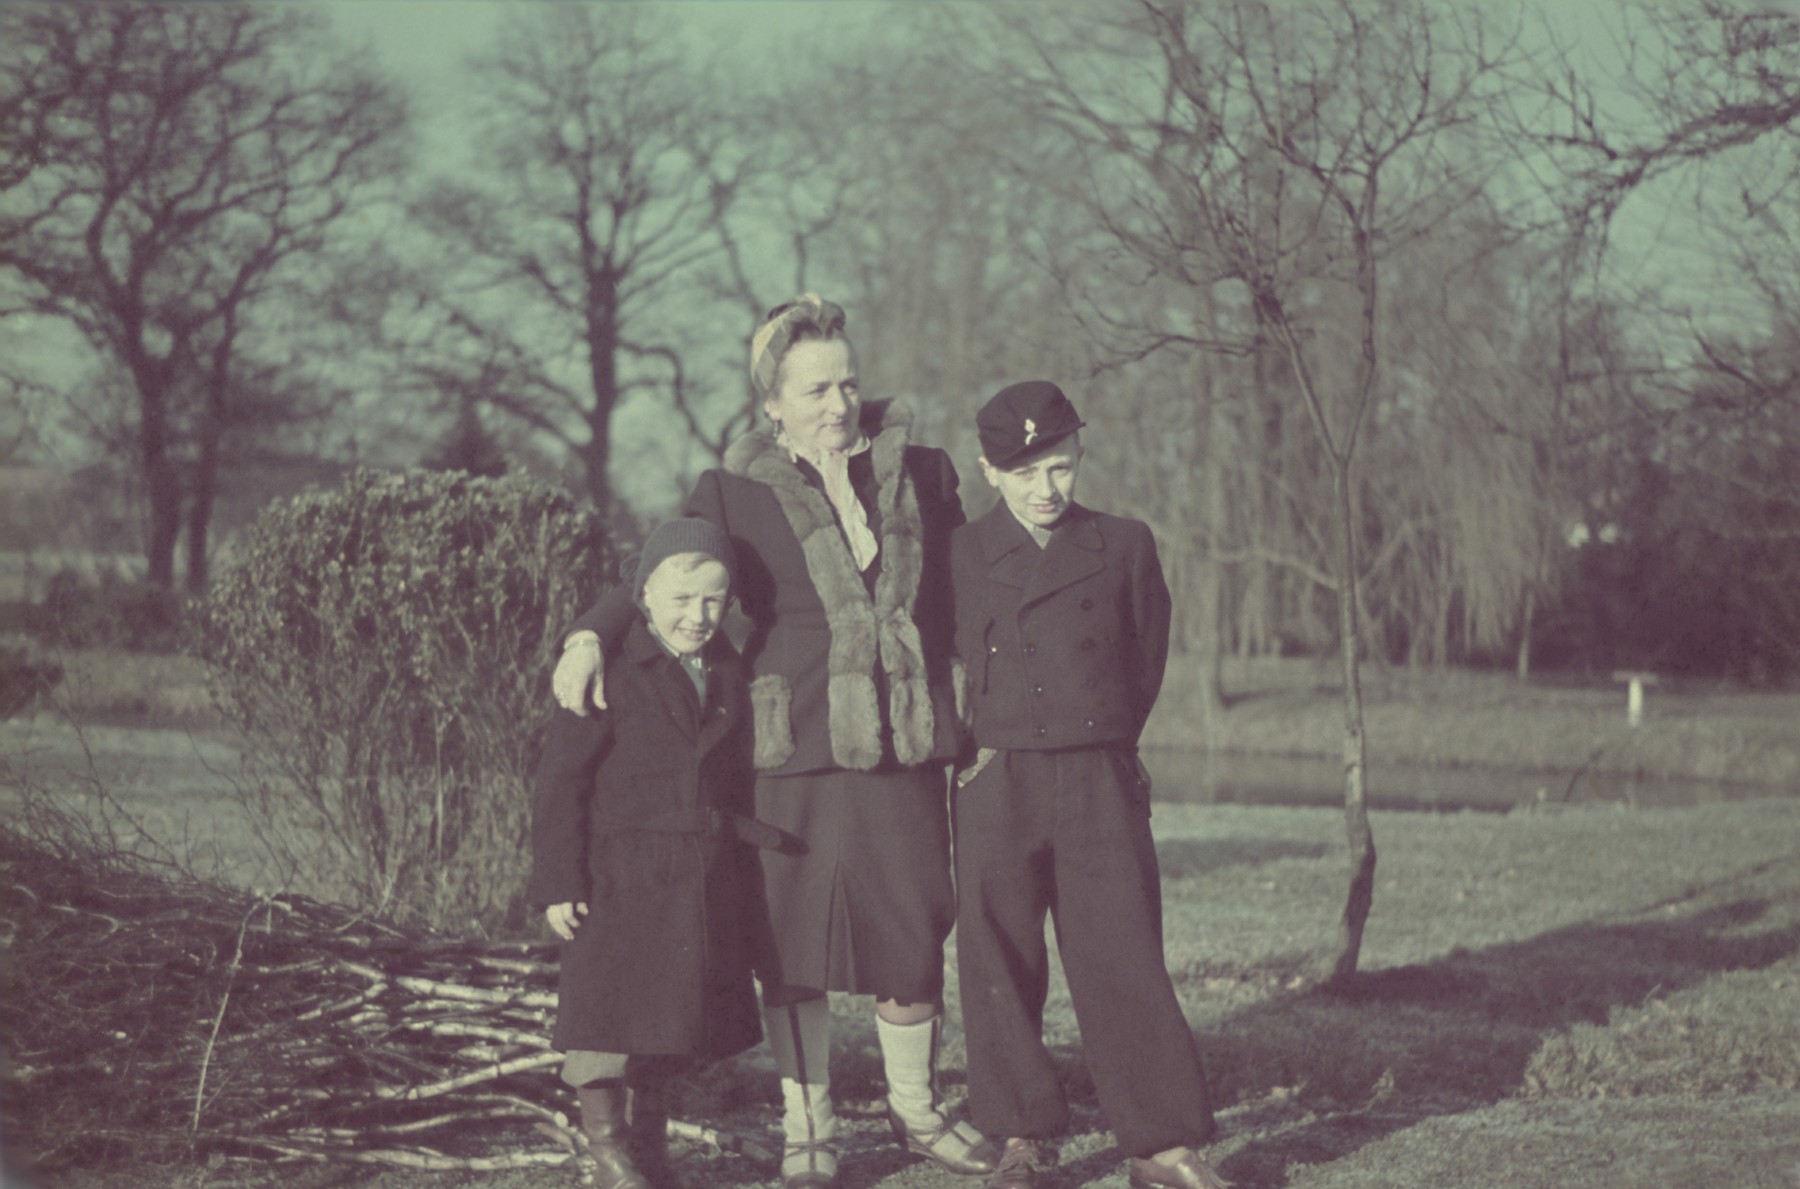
[375,1051,566,1100]
[190,896,266,1137]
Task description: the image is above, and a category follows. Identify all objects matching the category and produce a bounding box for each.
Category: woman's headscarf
[749,294,847,400]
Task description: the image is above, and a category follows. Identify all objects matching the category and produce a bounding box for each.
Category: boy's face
[980,435,1082,530]
[641,554,730,655]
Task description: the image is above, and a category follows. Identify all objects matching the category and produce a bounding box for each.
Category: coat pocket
[749,673,796,770]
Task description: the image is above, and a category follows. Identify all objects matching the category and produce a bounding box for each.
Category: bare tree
[408,5,758,525]
[0,4,405,589]
[973,0,1524,978]
[1498,2,1800,675]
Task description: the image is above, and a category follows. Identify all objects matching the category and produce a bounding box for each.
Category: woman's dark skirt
[753,764,954,1002]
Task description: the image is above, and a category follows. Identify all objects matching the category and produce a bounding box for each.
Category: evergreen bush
[201,468,616,935]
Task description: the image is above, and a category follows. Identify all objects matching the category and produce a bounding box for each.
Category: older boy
[950,382,1230,1189]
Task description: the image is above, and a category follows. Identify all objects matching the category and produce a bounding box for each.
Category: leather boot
[576,1082,651,1189]
[988,1138,1055,1189]
[629,1077,674,1188]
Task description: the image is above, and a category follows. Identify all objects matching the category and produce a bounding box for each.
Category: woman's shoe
[778,1078,838,1189]
[888,1104,1001,1175]
[877,1013,1000,1175]
[780,1137,839,1189]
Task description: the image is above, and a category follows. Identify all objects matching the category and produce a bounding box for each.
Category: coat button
[1085,718,1096,729]
[1023,643,1037,655]
[1033,725,1047,738]
[989,644,999,654]
[1032,685,1045,696]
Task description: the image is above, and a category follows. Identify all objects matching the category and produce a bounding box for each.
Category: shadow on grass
[1189,893,1800,1186]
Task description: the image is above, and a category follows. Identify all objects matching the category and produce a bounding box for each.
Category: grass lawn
[15,796,1800,1189]
[9,648,1800,1186]
[1147,653,1800,789]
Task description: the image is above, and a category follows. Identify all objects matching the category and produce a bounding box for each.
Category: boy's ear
[977,455,1000,488]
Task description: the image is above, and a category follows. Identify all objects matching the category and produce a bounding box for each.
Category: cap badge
[1023,418,1038,446]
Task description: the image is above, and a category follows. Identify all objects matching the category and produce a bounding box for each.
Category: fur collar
[724,399,935,770]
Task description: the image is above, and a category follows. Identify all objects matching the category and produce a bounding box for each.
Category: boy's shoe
[629,1080,675,1189]
[987,1137,1055,1189]
[1126,1150,1233,1189]
[887,1105,1001,1175]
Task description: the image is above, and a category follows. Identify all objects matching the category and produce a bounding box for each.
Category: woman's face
[765,338,861,456]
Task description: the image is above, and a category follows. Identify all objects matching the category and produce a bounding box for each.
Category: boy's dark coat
[950,501,1172,751]
[529,619,764,1062]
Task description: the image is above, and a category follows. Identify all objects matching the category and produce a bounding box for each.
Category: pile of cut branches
[0,826,767,1176]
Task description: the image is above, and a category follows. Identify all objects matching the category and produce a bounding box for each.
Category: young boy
[530,517,768,1189]
[949,382,1230,1189]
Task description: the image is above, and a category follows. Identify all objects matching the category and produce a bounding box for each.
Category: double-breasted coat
[947,500,1215,1156]
[950,500,1171,751]
[528,619,764,1062]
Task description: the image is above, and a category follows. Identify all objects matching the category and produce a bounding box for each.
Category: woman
[553,295,996,1189]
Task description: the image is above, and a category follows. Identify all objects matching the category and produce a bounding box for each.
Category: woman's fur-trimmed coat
[569,400,966,776]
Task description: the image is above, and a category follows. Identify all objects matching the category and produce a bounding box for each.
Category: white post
[1612,671,1657,728]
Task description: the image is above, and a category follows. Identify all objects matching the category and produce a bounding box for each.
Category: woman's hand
[553,632,607,713]
[545,901,588,941]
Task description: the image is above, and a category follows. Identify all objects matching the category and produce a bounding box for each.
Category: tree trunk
[1515,584,1536,682]
[185,445,219,592]
[185,368,227,592]
[582,277,620,526]
[138,375,182,589]
[1329,460,1376,983]
[145,464,182,589]
[1195,357,1231,738]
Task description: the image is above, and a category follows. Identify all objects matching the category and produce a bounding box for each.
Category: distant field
[0,550,150,603]
[25,648,213,723]
[1147,654,1800,790]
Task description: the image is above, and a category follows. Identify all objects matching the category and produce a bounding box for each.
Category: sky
[318,0,1761,323]
[323,0,886,121]
[317,1,905,507]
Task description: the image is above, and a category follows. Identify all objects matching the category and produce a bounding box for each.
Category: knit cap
[625,517,737,603]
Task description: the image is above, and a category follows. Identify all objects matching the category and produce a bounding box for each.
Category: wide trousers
[952,747,1214,1157]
